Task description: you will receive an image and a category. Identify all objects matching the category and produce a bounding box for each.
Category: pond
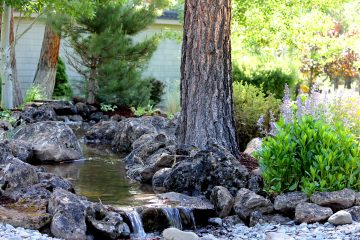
[43,144,155,207]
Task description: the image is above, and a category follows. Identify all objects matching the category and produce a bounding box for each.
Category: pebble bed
[199,222,360,240]
[2,222,360,240]
[0,223,60,240]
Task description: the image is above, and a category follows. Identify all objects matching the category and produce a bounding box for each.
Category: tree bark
[10,10,23,107]
[177,0,240,158]
[0,3,13,109]
[33,24,61,99]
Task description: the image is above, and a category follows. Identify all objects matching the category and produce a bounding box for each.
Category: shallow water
[44,144,154,206]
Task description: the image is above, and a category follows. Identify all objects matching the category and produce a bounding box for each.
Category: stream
[43,144,155,207]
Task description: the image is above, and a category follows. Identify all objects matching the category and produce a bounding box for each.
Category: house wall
[14,17,182,98]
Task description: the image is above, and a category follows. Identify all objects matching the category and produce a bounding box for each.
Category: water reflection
[44,144,154,206]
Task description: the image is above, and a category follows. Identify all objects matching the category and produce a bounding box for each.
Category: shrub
[233,81,280,150]
[257,116,360,196]
[149,78,165,106]
[24,85,46,103]
[232,64,297,99]
[53,58,73,99]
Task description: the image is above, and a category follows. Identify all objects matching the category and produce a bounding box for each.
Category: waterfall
[162,207,183,230]
[126,210,146,238]
[180,207,196,230]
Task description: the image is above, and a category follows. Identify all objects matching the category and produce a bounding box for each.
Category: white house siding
[14,17,182,98]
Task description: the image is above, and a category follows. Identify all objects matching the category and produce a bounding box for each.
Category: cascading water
[126,210,146,238]
[162,207,183,230]
[180,207,196,230]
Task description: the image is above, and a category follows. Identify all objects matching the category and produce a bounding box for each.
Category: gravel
[198,221,360,240]
[0,223,61,240]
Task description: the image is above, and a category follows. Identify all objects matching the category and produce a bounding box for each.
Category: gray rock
[20,105,57,123]
[87,204,130,239]
[244,138,262,156]
[274,192,308,214]
[112,116,169,152]
[49,189,87,240]
[152,168,172,193]
[234,188,273,220]
[247,175,263,194]
[208,218,222,227]
[157,192,214,210]
[310,189,356,211]
[328,210,352,225]
[84,121,121,144]
[295,203,333,223]
[355,192,360,206]
[163,228,199,240]
[6,140,34,163]
[344,206,360,222]
[164,144,249,196]
[210,186,234,218]
[0,158,39,194]
[13,121,83,163]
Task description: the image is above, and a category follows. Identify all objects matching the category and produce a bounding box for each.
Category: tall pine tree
[61,0,167,105]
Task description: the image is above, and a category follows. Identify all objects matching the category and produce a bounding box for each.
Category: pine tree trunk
[33,25,60,99]
[0,3,13,109]
[177,0,240,158]
[10,10,23,107]
[87,66,97,104]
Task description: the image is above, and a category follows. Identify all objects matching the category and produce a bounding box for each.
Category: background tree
[178,0,240,158]
[61,0,167,105]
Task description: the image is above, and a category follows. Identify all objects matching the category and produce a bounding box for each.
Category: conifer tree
[62,0,167,106]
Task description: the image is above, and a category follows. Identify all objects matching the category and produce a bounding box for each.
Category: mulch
[239,152,259,172]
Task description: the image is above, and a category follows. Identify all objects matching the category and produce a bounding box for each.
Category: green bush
[256,116,360,196]
[53,58,73,99]
[233,81,280,150]
[24,85,46,103]
[149,78,165,106]
[232,64,297,99]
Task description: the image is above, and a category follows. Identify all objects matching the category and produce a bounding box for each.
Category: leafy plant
[233,81,280,150]
[232,64,297,99]
[131,104,156,117]
[100,103,118,112]
[0,109,16,125]
[257,115,360,196]
[24,85,46,103]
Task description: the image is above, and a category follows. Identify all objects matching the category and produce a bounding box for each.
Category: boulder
[20,104,57,123]
[0,158,39,194]
[112,116,170,152]
[295,203,333,223]
[247,175,263,194]
[210,186,234,218]
[84,121,121,144]
[152,168,172,193]
[6,140,34,163]
[87,203,130,239]
[310,189,356,211]
[90,112,109,123]
[164,144,249,196]
[328,210,352,225]
[249,211,292,227]
[12,121,83,162]
[0,201,51,230]
[344,206,360,222]
[274,192,308,214]
[47,101,78,115]
[234,188,273,220]
[244,138,262,156]
[157,192,214,211]
[162,228,199,240]
[49,188,88,240]
[208,217,222,227]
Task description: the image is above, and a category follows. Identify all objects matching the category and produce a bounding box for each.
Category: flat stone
[163,228,199,240]
[295,203,333,223]
[234,188,273,220]
[310,189,356,211]
[274,192,308,214]
[328,210,352,225]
